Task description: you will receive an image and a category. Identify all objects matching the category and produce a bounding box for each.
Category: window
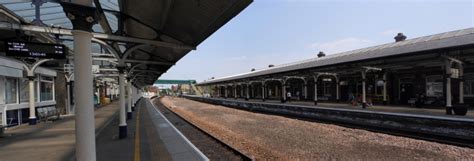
[40,76,54,101]
[5,77,18,104]
[464,74,474,96]
[20,79,29,103]
[426,75,443,97]
[464,81,474,96]
[323,82,332,96]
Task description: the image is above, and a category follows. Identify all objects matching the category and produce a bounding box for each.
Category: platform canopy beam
[0,22,196,50]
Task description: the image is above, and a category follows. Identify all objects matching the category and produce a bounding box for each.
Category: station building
[198,28,474,113]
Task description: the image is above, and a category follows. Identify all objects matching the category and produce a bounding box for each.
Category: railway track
[185,96,474,149]
[152,99,253,161]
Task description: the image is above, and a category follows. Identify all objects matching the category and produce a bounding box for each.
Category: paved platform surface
[97,98,207,161]
[0,101,120,161]
[220,98,474,119]
[0,97,212,161]
[97,98,173,161]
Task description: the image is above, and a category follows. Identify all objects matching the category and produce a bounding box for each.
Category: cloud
[308,37,376,54]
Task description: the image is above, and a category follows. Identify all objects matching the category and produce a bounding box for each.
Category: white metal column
[73,29,96,161]
[246,84,250,100]
[304,84,308,100]
[361,70,367,108]
[459,64,464,104]
[28,77,36,125]
[66,81,71,114]
[118,71,127,138]
[335,78,340,102]
[383,72,388,105]
[314,81,318,105]
[131,87,136,111]
[446,77,452,107]
[445,60,453,114]
[127,80,132,120]
[234,85,237,99]
[282,84,286,103]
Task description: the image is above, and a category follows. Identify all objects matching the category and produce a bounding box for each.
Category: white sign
[92,65,100,74]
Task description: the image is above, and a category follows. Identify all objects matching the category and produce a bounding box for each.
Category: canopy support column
[314,80,318,105]
[262,83,266,101]
[281,83,287,103]
[361,70,367,108]
[28,76,36,125]
[127,79,132,120]
[66,1,99,158]
[234,85,237,99]
[459,64,464,104]
[383,72,388,105]
[246,84,250,101]
[118,67,128,139]
[335,77,340,102]
[304,83,308,100]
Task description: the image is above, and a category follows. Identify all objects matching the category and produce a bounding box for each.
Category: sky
[160,0,474,83]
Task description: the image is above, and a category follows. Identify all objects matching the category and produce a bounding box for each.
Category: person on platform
[287,91,292,102]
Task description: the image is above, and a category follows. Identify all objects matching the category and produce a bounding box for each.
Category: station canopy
[0,0,252,88]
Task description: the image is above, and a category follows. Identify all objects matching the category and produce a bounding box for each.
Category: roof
[121,0,253,87]
[199,27,474,85]
[0,0,253,88]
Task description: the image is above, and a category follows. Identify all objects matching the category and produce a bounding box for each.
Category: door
[399,83,414,104]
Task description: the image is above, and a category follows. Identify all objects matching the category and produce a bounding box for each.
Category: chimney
[317,51,325,58]
[394,33,407,42]
[251,68,255,71]
[268,64,274,68]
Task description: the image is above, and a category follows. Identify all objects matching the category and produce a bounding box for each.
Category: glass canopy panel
[1,1,119,33]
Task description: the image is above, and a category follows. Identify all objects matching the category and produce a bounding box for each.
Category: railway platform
[186,96,474,148]
[97,98,207,161]
[0,101,120,161]
[225,98,474,119]
[0,98,209,161]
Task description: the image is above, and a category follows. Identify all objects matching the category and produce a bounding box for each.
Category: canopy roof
[199,27,474,85]
[0,0,253,88]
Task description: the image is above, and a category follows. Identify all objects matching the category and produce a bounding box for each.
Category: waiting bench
[37,106,60,122]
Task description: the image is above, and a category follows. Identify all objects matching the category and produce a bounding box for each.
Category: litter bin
[453,104,469,116]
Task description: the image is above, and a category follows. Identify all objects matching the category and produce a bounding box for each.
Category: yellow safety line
[134,106,141,161]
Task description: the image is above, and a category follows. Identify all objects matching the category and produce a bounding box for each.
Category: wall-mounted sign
[92,65,100,74]
[5,41,66,59]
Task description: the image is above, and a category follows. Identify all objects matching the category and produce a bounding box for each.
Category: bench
[37,106,60,122]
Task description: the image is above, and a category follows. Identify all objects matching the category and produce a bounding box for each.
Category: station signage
[5,41,66,59]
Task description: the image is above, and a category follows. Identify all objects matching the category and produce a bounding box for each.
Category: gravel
[160,96,474,160]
